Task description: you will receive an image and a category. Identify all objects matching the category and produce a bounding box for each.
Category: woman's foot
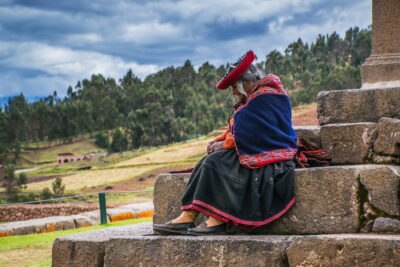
[187,216,227,236]
[205,216,224,227]
[153,210,198,235]
[171,210,198,223]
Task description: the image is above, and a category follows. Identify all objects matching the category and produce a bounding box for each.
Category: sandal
[153,220,195,235]
[187,222,227,236]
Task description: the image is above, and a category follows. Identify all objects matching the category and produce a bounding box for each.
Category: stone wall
[0,203,118,222]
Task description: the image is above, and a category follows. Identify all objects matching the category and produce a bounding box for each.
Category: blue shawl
[232,74,297,168]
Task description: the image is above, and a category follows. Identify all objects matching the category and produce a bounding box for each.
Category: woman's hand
[207,141,224,154]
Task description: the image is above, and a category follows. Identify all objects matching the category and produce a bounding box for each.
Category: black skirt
[181,149,295,228]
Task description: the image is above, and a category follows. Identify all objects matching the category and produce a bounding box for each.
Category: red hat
[216,50,256,90]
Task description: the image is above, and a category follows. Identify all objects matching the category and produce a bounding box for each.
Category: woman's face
[230,83,247,102]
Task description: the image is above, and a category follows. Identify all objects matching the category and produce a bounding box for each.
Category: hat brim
[216,50,255,90]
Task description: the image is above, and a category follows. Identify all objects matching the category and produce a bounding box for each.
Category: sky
[0,0,372,98]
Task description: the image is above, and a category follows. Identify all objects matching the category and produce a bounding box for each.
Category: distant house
[57,152,106,164]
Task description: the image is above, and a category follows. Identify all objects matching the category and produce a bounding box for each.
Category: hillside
[0,104,317,205]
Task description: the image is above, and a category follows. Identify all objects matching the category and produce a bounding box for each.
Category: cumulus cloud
[0,0,372,97]
[122,21,185,45]
[0,41,159,96]
[151,0,322,23]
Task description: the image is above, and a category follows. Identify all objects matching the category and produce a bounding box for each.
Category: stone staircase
[51,1,400,264]
[52,86,400,265]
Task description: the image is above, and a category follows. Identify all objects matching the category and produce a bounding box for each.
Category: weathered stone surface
[360,220,374,233]
[54,226,400,267]
[80,210,109,224]
[372,218,400,233]
[317,87,400,125]
[52,222,153,267]
[0,203,100,222]
[287,234,400,267]
[104,235,296,267]
[120,201,154,218]
[320,123,377,164]
[294,126,321,147]
[106,208,135,222]
[153,173,190,224]
[70,215,94,228]
[0,216,76,236]
[361,0,400,88]
[155,166,367,234]
[374,117,400,155]
[373,155,400,164]
[121,202,153,215]
[360,166,400,216]
[261,166,361,234]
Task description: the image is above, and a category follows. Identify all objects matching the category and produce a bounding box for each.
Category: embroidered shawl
[232,74,298,168]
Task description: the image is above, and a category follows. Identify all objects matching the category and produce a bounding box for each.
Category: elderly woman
[154,50,297,235]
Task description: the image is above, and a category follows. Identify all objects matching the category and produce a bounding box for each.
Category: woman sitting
[154,50,298,235]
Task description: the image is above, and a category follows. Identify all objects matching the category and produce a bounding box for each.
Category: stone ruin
[57,152,106,164]
[52,1,400,266]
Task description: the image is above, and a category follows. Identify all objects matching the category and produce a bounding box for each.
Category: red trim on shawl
[239,148,297,168]
[182,198,296,227]
[242,157,296,169]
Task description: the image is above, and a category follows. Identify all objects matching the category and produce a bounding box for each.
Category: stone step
[295,118,400,165]
[153,165,400,234]
[317,87,400,125]
[52,222,400,267]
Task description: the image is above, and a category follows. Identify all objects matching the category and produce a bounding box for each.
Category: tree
[52,177,65,198]
[2,165,28,202]
[110,128,128,152]
[41,188,52,200]
[95,133,109,149]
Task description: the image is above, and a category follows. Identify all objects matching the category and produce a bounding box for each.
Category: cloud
[0,41,159,96]
[0,0,372,97]
[151,0,323,23]
[122,21,185,45]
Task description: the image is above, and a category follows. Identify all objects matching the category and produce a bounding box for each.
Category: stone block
[107,208,136,222]
[154,166,367,234]
[71,215,94,228]
[104,235,296,267]
[317,87,400,125]
[261,166,360,234]
[80,210,108,224]
[372,155,400,164]
[320,123,377,164]
[374,117,400,155]
[360,166,400,216]
[120,202,154,218]
[372,218,400,233]
[153,173,191,224]
[0,216,76,236]
[287,234,400,267]
[294,126,321,147]
[0,225,14,237]
[52,223,153,267]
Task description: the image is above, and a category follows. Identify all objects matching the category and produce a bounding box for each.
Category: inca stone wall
[0,203,114,222]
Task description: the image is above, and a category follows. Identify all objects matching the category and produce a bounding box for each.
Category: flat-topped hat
[216,50,256,90]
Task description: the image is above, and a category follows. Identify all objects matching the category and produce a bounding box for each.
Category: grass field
[115,138,209,167]
[13,136,211,197]
[0,217,151,267]
[21,139,105,165]
[25,166,157,192]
